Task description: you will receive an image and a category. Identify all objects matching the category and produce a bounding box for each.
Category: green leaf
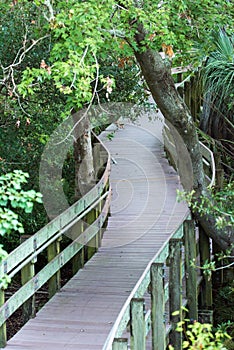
[172,310,180,316]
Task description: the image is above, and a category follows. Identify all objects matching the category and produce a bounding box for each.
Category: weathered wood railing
[163,124,216,187]
[102,218,212,350]
[173,66,203,124]
[165,67,216,187]
[0,133,111,347]
[102,68,214,350]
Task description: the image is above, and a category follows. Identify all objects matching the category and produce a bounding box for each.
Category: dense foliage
[203,30,234,111]
[0,170,42,287]
[169,317,231,350]
[178,181,234,230]
[201,30,234,178]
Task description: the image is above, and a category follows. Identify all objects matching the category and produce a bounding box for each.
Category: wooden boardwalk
[4,114,188,350]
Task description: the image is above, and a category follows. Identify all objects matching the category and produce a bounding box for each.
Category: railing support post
[190,76,197,120]
[168,238,183,350]
[184,220,198,322]
[20,235,36,323]
[0,288,7,348]
[215,152,224,190]
[86,209,97,260]
[47,237,61,298]
[72,221,85,275]
[151,263,165,350]
[95,201,101,249]
[113,338,128,350]
[199,225,212,309]
[184,81,191,111]
[177,85,184,98]
[72,245,85,276]
[130,298,146,350]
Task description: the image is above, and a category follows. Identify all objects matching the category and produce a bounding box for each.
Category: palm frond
[203,29,234,109]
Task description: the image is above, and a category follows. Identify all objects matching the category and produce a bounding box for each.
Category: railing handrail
[102,212,213,350]
[103,212,189,350]
[0,131,112,346]
[0,133,110,284]
[103,65,214,347]
[163,66,216,188]
[0,189,112,328]
[163,124,215,188]
[4,191,109,284]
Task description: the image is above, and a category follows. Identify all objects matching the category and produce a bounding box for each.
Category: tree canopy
[1,0,233,113]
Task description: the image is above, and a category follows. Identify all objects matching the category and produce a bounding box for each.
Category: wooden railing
[163,124,215,188]
[0,133,111,347]
[165,67,216,187]
[101,69,214,350]
[102,218,212,350]
[173,66,203,124]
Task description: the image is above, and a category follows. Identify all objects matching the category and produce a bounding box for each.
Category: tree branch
[0,33,50,102]
[43,0,55,22]
[3,34,50,72]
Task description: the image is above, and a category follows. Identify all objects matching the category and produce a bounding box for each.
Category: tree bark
[73,112,95,200]
[133,25,233,251]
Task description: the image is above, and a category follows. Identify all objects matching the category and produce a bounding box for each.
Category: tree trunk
[133,25,233,251]
[73,112,95,200]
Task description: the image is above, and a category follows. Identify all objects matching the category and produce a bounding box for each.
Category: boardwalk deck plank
[4,115,188,349]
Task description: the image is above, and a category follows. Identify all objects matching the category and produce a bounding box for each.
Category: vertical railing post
[150,263,165,350]
[184,81,191,111]
[72,221,85,275]
[177,85,184,98]
[184,220,198,322]
[86,208,96,260]
[215,152,224,190]
[130,298,146,350]
[0,288,7,348]
[47,237,61,298]
[102,180,110,237]
[176,72,183,83]
[98,199,102,247]
[190,77,198,120]
[168,238,183,350]
[95,199,102,249]
[113,338,128,350]
[199,225,212,309]
[20,235,36,323]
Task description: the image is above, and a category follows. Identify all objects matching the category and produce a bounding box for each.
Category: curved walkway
[4,114,188,350]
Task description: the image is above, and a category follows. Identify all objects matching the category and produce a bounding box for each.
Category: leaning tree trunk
[73,112,95,200]
[132,25,233,252]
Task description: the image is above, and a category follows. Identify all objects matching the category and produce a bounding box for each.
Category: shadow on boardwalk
[4,114,188,350]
